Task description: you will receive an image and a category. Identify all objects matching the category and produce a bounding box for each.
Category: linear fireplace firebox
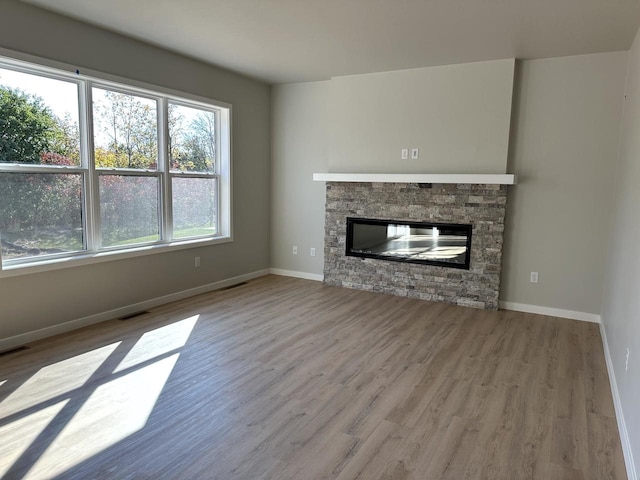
[345,217,472,269]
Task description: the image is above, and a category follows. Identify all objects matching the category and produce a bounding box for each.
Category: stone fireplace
[323,181,509,310]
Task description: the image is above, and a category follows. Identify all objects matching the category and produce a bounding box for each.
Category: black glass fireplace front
[346,217,472,269]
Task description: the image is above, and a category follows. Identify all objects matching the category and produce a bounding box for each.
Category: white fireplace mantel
[312,173,516,185]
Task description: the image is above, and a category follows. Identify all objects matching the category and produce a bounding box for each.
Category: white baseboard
[0,269,271,352]
[499,301,601,323]
[599,323,637,480]
[270,268,324,282]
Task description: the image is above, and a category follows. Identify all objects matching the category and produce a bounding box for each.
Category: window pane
[99,175,159,247]
[93,88,158,170]
[172,177,216,238]
[168,103,216,172]
[0,173,84,261]
[0,68,80,166]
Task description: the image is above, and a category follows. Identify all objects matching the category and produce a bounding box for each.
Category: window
[168,102,219,239]
[93,88,161,248]
[0,57,231,272]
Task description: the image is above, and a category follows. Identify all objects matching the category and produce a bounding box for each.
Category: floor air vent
[221,282,248,290]
[0,345,29,357]
[119,310,150,321]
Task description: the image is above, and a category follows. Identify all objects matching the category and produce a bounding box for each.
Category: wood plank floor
[0,275,626,480]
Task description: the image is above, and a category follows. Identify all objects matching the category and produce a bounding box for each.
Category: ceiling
[24,0,640,85]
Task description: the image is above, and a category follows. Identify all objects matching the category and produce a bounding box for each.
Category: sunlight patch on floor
[24,353,180,480]
[1,342,121,417]
[0,317,198,479]
[0,400,69,478]
[114,315,199,373]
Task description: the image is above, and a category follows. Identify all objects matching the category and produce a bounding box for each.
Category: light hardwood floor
[0,275,626,479]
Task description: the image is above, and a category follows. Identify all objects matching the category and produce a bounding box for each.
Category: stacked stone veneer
[323,182,508,310]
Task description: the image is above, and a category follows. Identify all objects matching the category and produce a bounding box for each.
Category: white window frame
[0,52,232,278]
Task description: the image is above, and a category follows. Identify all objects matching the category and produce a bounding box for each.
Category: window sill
[0,236,232,278]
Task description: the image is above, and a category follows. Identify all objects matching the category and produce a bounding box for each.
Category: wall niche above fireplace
[346,217,472,269]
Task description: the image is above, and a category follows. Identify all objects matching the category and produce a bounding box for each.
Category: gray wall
[328,60,514,174]
[270,52,627,317]
[271,59,514,278]
[501,52,627,313]
[271,82,327,274]
[602,27,640,475]
[0,1,271,339]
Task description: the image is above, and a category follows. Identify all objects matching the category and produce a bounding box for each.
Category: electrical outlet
[194,256,200,268]
[310,248,316,257]
[292,245,298,255]
[401,148,409,160]
[411,148,419,160]
[530,272,539,283]
[626,348,630,372]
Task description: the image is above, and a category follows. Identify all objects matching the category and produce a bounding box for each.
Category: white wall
[0,1,271,341]
[602,27,640,477]
[270,53,627,320]
[501,52,627,315]
[328,60,515,174]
